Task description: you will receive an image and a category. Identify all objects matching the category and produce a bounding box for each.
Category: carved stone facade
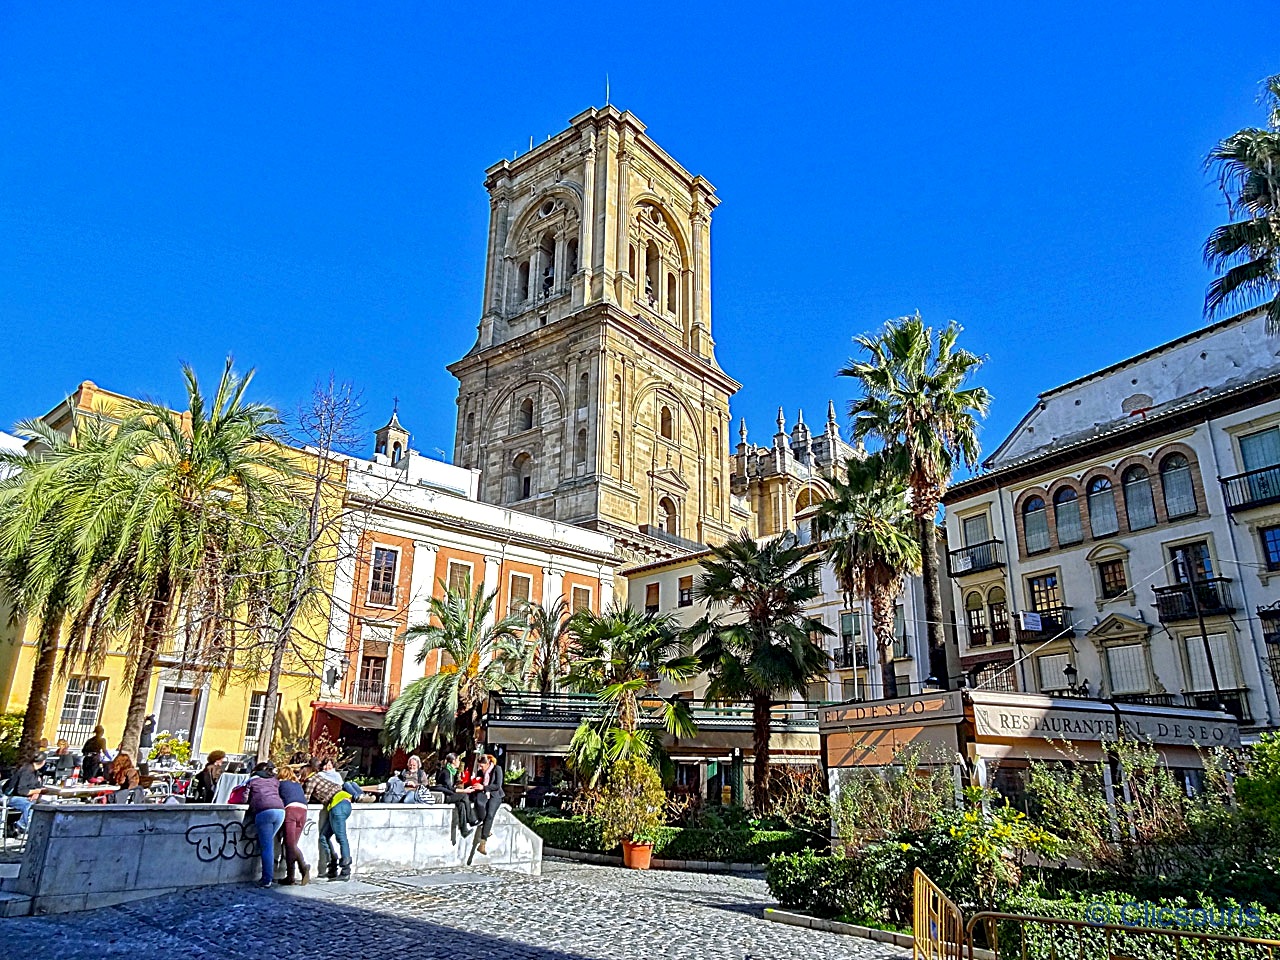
[449,107,740,562]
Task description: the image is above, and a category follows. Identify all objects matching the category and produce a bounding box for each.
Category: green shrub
[0,712,24,767]
[1239,732,1280,842]
[596,757,666,848]
[766,850,868,919]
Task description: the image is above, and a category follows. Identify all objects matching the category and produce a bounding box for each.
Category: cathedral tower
[448,107,740,561]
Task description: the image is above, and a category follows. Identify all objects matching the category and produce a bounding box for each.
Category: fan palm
[527,597,571,694]
[691,532,830,812]
[813,455,922,701]
[562,603,700,785]
[1204,74,1280,333]
[58,359,289,756]
[385,582,528,752]
[839,313,989,675]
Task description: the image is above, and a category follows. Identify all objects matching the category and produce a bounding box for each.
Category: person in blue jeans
[301,763,354,880]
[3,753,47,835]
[244,762,286,888]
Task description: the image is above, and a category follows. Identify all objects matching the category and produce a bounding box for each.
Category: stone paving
[1,859,909,960]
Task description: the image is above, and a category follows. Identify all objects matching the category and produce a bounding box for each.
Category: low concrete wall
[2,801,540,915]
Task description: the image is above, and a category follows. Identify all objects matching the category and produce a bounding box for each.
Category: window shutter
[1106,644,1147,695]
[1037,653,1069,692]
[1185,633,1240,690]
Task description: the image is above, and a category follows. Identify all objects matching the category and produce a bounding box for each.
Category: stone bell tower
[448,107,741,561]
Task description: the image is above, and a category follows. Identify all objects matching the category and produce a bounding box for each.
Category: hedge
[515,811,815,864]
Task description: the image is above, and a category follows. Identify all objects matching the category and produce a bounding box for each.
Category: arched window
[538,233,556,295]
[645,241,660,305]
[567,237,579,275]
[1087,477,1119,537]
[517,260,530,301]
[712,426,720,456]
[391,442,403,465]
[965,592,988,646]
[611,430,621,467]
[658,497,678,535]
[987,586,1010,644]
[576,373,589,409]
[613,374,623,404]
[1023,496,1050,553]
[666,273,677,313]
[517,398,534,432]
[628,244,636,278]
[512,454,534,501]
[712,476,721,517]
[1122,465,1157,530]
[1160,454,1197,518]
[464,412,475,442]
[1054,488,1083,546]
[659,406,674,441]
[575,428,587,464]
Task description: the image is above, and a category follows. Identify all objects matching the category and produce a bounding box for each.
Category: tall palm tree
[813,455,922,700]
[59,359,288,756]
[385,582,528,753]
[1204,74,1280,334]
[839,314,989,678]
[562,603,700,784]
[527,597,571,694]
[691,532,830,812]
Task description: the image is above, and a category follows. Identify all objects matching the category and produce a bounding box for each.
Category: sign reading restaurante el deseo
[970,698,1241,749]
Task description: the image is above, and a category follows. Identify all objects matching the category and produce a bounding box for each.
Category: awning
[317,704,386,730]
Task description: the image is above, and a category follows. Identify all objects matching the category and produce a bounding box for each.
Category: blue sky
[1,3,1277,468]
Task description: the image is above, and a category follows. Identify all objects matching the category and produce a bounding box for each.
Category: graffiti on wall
[185,821,260,862]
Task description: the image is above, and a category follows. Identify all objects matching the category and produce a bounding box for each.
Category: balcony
[1152,578,1235,622]
[1015,605,1075,643]
[367,587,395,606]
[948,539,1005,576]
[351,679,389,707]
[1185,688,1252,724]
[487,692,818,733]
[832,646,868,669]
[1112,693,1178,707]
[1220,464,1280,513]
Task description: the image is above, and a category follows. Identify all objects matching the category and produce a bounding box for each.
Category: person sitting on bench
[435,752,478,838]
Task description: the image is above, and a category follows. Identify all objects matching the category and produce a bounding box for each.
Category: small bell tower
[374,400,410,466]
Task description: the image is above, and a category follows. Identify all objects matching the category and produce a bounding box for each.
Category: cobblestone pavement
[2,859,909,960]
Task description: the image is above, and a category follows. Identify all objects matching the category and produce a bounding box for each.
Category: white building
[943,309,1280,736]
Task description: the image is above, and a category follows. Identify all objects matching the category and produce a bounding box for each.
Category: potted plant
[596,756,666,869]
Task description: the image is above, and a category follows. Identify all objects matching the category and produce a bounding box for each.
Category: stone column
[613,130,631,307]
[580,128,596,281]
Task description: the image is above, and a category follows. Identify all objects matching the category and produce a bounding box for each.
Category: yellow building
[0,380,335,761]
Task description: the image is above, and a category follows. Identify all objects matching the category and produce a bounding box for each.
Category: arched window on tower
[512,453,534,501]
[575,429,587,464]
[577,373,589,409]
[666,273,677,313]
[518,397,534,432]
[391,442,403,465]
[659,406,674,441]
[712,476,721,517]
[611,430,621,467]
[628,245,636,278]
[712,426,720,457]
[567,237,579,275]
[645,242,660,306]
[539,233,556,296]
[517,260,530,302]
[658,497,678,535]
[464,413,475,443]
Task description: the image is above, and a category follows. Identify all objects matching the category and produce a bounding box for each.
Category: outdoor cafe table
[41,784,118,802]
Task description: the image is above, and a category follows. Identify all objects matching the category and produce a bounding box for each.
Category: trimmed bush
[766,850,868,919]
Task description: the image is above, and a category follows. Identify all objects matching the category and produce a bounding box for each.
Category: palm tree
[691,532,830,813]
[562,603,700,784]
[527,597,571,694]
[813,455,922,700]
[59,359,288,756]
[1204,74,1280,334]
[839,314,989,678]
[385,582,528,753]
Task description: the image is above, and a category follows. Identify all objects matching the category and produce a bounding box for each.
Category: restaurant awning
[317,704,386,730]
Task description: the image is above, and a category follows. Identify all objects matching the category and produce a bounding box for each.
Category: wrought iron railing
[487,691,819,731]
[1112,692,1177,706]
[367,586,395,606]
[1152,577,1235,622]
[1186,687,1252,723]
[351,680,389,707]
[1220,463,1280,512]
[832,646,868,669]
[1014,605,1075,643]
[947,539,1005,576]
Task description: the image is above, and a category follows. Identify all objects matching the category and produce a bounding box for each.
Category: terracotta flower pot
[621,840,654,870]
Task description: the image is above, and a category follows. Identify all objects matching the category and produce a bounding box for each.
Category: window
[712,477,721,517]
[1261,525,1280,572]
[508,573,533,618]
[666,273,677,312]
[1023,496,1050,553]
[1106,644,1148,695]
[988,586,1010,643]
[841,678,861,702]
[464,412,475,442]
[1240,426,1280,472]
[972,662,1016,692]
[658,497,678,535]
[446,560,473,594]
[1122,466,1157,531]
[645,241,660,304]
[1099,559,1128,599]
[840,611,861,646]
[518,398,534,432]
[659,406,674,440]
[1170,540,1213,581]
[628,244,636,277]
[965,592,988,646]
[576,373,589,408]
[368,547,397,605]
[539,232,556,294]
[806,681,827,704]
[678,576,693,607]
[1027,573,1062,612]
[712,427,720,457]
[1184,633,1241,690]
[1053,488,1083,546]
[56,676,107,743]
[575,429,587,464]
[571,585,592,614]
[1160,454,1197,518]
[512,453,534,501]
[1083,477,1117,536]
[244,692,269,753]
[391,442,403,464]
[644,582,660,614]
[567,237,579,275]
[962,513,990,546]
[1037,653,1070,693]
[611,431,622,467]
[517,260,530,300]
